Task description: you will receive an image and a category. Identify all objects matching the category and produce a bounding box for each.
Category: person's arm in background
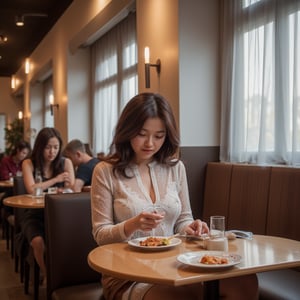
[63,157,75,188]
[72,178,85,192]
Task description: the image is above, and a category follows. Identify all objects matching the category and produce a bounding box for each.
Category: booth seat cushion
[258,269,300,300]
[52,283,103,300]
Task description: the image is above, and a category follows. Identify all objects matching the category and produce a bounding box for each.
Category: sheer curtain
[91,12,137,155]
[43,75,54,127]
[220,0,300,165]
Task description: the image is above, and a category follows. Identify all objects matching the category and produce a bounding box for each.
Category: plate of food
[128,236,182,251]
[177,251,242,269]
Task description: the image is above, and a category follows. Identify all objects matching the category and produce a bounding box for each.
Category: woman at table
[21,127,75,282]
[91,93,258,300]
[0,140,31,180]
[0,140,31,215]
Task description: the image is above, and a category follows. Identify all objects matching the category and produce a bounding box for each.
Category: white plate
[177,251,242,269]
[128,236,182,251]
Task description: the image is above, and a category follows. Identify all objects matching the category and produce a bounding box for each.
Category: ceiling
[0,0,74,77]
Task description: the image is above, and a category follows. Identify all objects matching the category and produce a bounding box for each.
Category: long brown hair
[104,93,180,177]
[30,127,64,177]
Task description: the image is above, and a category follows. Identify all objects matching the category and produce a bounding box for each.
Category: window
[220,0,300,165]
[91,13,138,154]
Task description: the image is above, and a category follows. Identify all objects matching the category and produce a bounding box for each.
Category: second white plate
[177,251,242,269]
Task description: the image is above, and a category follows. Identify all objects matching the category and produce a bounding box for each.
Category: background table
[0,180,14,188]
[3,194,44,208]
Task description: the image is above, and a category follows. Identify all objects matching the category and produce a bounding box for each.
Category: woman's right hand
[124,211,164,237]
[56,171,71,184]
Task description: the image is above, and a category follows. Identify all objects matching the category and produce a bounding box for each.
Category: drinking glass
[143,204,165,236]
[210,215,225,239]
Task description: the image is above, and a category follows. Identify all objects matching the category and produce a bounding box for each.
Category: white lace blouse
[91,159,194,245]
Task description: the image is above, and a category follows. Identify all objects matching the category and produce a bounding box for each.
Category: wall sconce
[49,94,59,116]
[144,47,161,88]
[25,58,30,74]
[11,75,16,89]
[18,111,23,120]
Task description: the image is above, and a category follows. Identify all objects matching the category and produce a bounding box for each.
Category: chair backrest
[44,192,100,299]
[13,176,27,195]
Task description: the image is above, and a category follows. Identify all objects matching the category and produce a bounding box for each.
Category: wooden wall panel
[267,167,300,240]
[202,162,232,224]
[228,165,271,234]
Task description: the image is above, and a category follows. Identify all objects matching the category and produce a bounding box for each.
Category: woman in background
[0,140,31,180]
[21,127,75,282]
[91,93,258,300]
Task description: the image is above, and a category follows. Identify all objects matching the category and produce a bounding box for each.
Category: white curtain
[43,76,54,128]
[91,12,137,155]
[220,0,300,165]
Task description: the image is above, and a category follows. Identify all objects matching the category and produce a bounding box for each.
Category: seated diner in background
[21,127,75,283]
[91,93,259,300]
[0,140,31,181]
[63,139,100,192]
[0,140,31,215]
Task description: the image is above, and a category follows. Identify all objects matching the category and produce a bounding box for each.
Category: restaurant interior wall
[136,0,179,122]
[0,77,21,124]
[29,82,44,138]
[67,48,91,143]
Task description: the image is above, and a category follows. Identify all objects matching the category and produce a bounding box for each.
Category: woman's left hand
[185,219,209,236]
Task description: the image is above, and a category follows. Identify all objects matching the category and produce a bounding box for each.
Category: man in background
[63,139,100,192]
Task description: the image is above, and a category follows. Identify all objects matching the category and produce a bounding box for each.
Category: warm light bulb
[18,111,23,120]
[11,76,16,89]
[144,47,150,64]
[49,94,54,105]
[25,58,30,74]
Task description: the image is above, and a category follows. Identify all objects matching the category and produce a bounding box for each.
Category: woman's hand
[184,219,209,236]
[124,211,164,237]
[56,171,71,184]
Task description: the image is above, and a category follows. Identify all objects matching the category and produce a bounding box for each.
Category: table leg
[203,280,219,300]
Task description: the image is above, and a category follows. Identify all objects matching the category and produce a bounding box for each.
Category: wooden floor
[0,226,46,300]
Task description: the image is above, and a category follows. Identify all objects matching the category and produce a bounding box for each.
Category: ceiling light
[15,15,24,26]
[0,35,8,43]
[15,13,48,26]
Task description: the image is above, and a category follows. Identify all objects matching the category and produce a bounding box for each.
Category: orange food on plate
[139,237,170,247]
[200,255,229,265]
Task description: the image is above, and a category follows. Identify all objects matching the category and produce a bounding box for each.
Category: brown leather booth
[44,192,104,300]
[202,162,300,300]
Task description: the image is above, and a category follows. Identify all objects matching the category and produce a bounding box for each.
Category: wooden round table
[0,180,14,188]
[3,194,45,208]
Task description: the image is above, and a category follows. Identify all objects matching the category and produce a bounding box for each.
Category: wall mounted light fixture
[144,47,161,88]
[11,75,16,89]
[49,94,59,116]
[18,111,23,120]
[25,58,30,74]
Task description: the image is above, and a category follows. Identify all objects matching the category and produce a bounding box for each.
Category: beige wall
[0,77,23,124]
[137,0,179,122]
[179,0,220,147]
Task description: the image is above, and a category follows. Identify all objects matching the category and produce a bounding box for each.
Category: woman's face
[43,137,60,163]
[130,117,166,164]
[16,148,30,162]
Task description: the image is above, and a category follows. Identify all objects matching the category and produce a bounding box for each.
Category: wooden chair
[44,192,104,300]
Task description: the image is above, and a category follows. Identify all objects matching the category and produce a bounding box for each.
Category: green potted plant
[4,118,24,155]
